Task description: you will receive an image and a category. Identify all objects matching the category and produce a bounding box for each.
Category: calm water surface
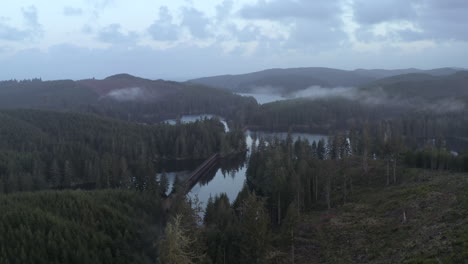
[160,114,328,209]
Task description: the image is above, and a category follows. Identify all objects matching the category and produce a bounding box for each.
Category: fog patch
[249,85,284,95]
[292,86,466,113]
[291,86,358,100]
[240,84,466,113]
[106,87,144,101]
[421,98,466,113]
[238,93,287,104]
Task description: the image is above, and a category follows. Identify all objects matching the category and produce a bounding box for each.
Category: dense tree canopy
[0,190,163,264]
[0,109,245,193]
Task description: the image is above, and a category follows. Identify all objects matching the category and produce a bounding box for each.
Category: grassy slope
[295,170,468,263]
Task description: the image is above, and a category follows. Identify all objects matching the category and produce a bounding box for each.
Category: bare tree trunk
[343,173,347,205]
[278,192,281,225]
[315,174,318,202]
[392,158,397,184]
[326,177,331,210]
[296,175,301,209]
[291,230,295,264]
[307,177,312,208]
[363,149,369,173]
[386,158,390,186]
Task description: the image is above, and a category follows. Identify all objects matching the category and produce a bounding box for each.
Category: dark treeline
[93,84,258,124]
[360,115,468,172]
[0,190,163,264]
[246,97,402,133]
[246,96,468,137]
[0,77,258,124]
[0,109,245,193]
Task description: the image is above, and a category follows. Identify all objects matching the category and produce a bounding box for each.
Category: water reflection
[158,114,328,210]
[188,152,247,205]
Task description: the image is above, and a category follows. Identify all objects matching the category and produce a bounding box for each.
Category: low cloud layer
[292,86,466,114]
[105,87,144,101]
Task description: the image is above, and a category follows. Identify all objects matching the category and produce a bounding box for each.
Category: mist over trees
[0,75,257,124]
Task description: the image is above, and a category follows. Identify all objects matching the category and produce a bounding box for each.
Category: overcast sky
[0,0,467,80]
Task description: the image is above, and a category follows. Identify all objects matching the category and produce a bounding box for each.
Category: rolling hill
[361,71,468,100]
[189,67,462,94]
[0,74,257,123]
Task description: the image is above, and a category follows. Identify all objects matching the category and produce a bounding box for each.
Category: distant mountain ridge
[353,67,462,79]
[189,67,463,94]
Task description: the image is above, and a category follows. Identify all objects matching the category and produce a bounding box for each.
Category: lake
[159,114,328,210]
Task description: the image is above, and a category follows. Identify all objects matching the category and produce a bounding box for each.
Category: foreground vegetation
[160,166,468,263]
[0,190,163,264]
[295,170,468,263]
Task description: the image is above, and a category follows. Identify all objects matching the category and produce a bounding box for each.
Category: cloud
[224,24,262,42]
[86,0,114,10]
[0,46,10,54]
[353,0,417,25]
[105,87,144,101]
[0,22,30,41]
[86,0,114,18]
[239,0,345,48]
[22,6,41,29]
[97,24,138,44]
[0,43,268,81]
[216,0,234,21]
[352,0,468,42]
[240,0,341,21]
[1,0,468,80]
[181,7,211,38]
[63,6,83,16]
[147,6,179,41]
[82,24,93,34]
[288,85,466,114]
[0,6,42,41]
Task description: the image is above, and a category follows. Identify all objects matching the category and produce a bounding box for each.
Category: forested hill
[188,67,461,94]
[189,67,374,94]
[361,71,468,100]
[241,70,468,133]
[0,74,257,123]
[246,97,405,133]
[353,67,461,79]
[0,109,245,193]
